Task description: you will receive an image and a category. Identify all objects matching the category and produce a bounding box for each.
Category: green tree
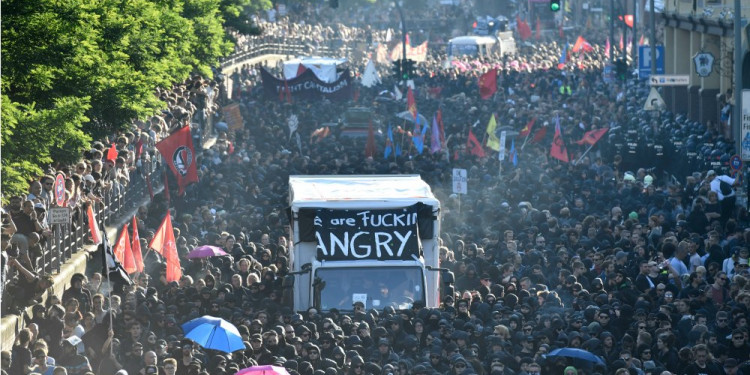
[2,0,266,199]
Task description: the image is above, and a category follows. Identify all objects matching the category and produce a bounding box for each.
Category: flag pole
[575,143,596,165]
[520,117,535,151]
[520,131,532,151]
[100,230,114,357]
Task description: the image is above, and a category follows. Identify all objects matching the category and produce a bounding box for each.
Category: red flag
[605,37,611,58]
[619,15,634,28]
[296,64,307,76]
[531,126,548,143]
[535,17,541,40]
[149,213,170,256]
[518,117,536,138]
[134,139,144,161]
[87,204,102,245]
[638,35,645,46]
[407,88,417,120]
[517,16,532,41]
[365,120,376,157]
[163,214,181,282]
[550,117,569,162]
[466,129,486,158]
[572,36,593,53]
[478,69,498,100]
[575,128,609,146]
[114,224,133,273]
[156,126,198,196]
[163,170,170,203]
[106,143,118,163]
[131,216,144,273]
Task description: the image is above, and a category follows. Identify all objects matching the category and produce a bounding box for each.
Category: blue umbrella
[546,348,606,366]
[182,315,245,353]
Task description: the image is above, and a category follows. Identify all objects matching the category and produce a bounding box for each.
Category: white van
[447,32,516,59]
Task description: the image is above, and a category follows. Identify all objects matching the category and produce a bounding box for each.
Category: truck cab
[285,175,450,313]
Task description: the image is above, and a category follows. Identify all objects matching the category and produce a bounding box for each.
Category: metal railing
[44,160,162,275]
[1,158,162,318]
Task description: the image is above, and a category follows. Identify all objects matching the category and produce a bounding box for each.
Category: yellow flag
[486,114,501,151]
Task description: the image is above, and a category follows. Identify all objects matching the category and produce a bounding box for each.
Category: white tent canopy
[283,57,347,83]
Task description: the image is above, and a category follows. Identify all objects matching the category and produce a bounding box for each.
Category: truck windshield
[315,266,424,311]
[450,44,480,57]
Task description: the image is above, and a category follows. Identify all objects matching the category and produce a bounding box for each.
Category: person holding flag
[485,114,501,152]
[156,126,199,196]
[550,115,569,162]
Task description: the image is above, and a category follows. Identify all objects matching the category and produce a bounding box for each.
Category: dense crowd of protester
[2,2,750,375]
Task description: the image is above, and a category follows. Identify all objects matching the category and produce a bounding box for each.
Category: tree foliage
[1,0,267,199]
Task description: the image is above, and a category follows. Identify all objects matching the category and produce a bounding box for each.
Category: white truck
[284,175,450,312]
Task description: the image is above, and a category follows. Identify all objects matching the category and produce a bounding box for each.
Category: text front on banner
[314,206,421,260]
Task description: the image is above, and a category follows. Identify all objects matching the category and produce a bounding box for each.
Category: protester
[3,3,750,375]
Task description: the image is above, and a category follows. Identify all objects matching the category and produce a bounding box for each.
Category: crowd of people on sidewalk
[2,3,750,375]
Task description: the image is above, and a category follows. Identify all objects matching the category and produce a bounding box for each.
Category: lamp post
[393,1,407,86]
[650,0,656,75]
[734,0,742,158]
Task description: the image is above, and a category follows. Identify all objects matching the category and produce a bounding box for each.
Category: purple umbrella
[235,366,291,375]
[187,245,228,259]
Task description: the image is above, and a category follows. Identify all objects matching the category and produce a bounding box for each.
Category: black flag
[98,232,133,293]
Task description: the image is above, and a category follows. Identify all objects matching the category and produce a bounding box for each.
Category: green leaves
[2,0,265,198]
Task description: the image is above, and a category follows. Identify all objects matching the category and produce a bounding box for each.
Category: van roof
[448,36,497,45]
[289,175,439,208]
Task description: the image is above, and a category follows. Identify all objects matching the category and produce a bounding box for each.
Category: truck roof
[289,175,439,209]
[448,35,497,46]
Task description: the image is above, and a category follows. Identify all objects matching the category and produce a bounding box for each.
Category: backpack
[720,179,733,195]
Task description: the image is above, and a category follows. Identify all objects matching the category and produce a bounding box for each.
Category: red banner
[478,69,498,100]
[467,129,486,158]
[131,216,144,273]
[114,224,132,270]
[575,128,609,146]
[517,16,532,41]
[156,126,198,196]
[87,204,102,245]
[519,118,536,138]
[407,88,417,120]
[550,117,569,162]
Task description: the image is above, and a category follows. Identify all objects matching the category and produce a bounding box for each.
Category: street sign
[730,154,743,171]
[638,45,664,78]
[649,75,689,86]
[693,51,715,77]
[49,207,71,225]
[644,88,665,111]
[54,174,66,207]
[452,168,467,195]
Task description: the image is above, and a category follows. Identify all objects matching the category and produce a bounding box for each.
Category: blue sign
[638,45,665,78]
[730,154,743,171]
